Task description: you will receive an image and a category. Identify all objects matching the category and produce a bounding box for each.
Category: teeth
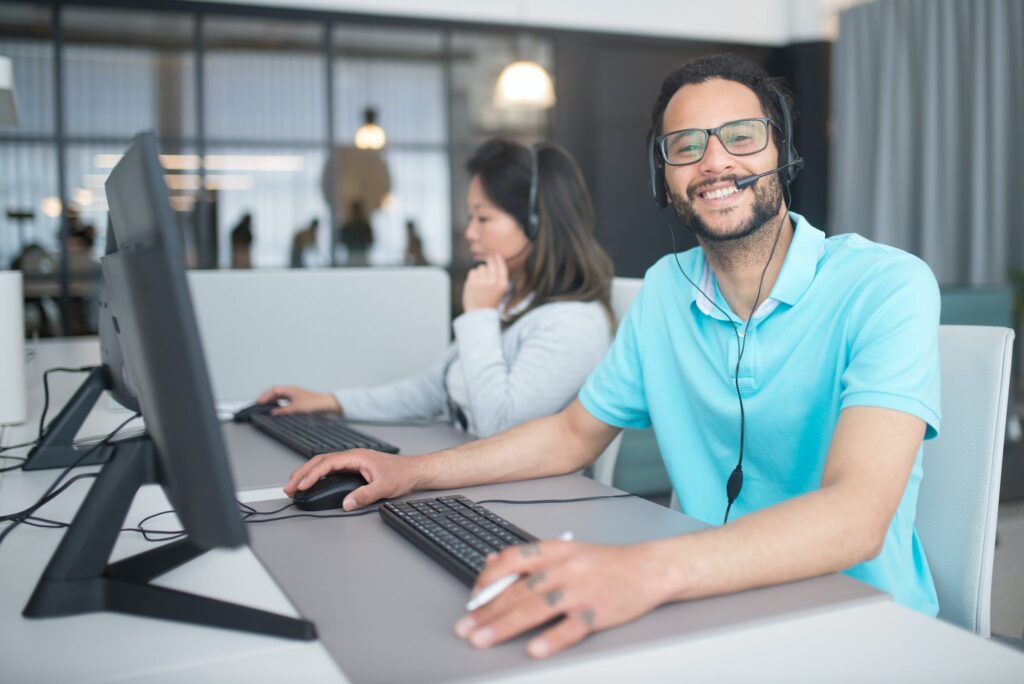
[704,186,739,200]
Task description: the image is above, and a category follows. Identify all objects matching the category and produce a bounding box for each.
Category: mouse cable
[133,493,643,536]
[0,472,99,522]
[17,493,647,543]
[476,493,638,506]
[234,493,643,527]
[337,417,452,428]
[0,413,139,549]
[37,366,101,441]
[0,365,104,458]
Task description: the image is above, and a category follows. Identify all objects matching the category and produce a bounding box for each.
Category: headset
[525,143,540,240]
[647,84,803,524]
[648,87,803,207]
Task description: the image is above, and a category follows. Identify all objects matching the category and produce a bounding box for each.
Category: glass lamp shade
[354,122,386,150]
[494,60,555,109]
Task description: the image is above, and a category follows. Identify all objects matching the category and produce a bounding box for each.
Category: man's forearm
[645,486,883,603]
[644,407,922,603]
[411,409,597,492]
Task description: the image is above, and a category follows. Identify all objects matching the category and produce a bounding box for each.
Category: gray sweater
[335,300,612,438]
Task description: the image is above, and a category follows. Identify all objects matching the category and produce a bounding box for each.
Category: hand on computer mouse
[283,449,418,512]
[256,385,342,415]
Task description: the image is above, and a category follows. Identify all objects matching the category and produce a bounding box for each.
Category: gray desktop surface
[222,420,473,491]
[247,474,885,684]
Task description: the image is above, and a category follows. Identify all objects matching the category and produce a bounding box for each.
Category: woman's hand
[256,385,342,415]
[462,254,509,312]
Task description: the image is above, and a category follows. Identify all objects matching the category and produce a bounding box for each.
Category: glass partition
[0,1,556,335]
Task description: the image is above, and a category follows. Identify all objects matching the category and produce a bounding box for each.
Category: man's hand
[257,385,341,415]
[462,254,509,312]
[454,540,671,658]
[283,449,421,511]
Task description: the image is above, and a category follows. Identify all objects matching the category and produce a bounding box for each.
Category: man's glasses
[657,117,776,166]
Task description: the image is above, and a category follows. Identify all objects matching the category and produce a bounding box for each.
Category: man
[284,54,941,659]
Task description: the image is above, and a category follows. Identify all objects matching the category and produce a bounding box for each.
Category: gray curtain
[830,0,1024,286]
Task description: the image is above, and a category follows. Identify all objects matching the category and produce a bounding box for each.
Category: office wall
[195,0,873,45]
[200,0,785,44]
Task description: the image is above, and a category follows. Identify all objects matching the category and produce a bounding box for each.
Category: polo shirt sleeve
[840,252,941,439]
[578,284,652,429]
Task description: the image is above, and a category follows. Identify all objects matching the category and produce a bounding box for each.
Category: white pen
[465,531,573,611]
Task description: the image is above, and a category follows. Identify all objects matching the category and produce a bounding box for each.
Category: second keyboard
[250,412,400,458]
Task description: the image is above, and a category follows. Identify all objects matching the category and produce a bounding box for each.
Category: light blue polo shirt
[580,213,941,615]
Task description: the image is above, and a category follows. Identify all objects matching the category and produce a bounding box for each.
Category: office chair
[589,277,644,485]
[669,325,1015,637]
[917,325,1014,636]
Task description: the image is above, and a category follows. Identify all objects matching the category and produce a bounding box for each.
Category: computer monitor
[23,132,315,639]
[99,134,243,548]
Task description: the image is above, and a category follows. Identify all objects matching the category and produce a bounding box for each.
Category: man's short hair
[648,53,797,158]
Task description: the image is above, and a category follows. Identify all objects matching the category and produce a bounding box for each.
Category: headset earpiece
[648,135,668,209]
[526,144,540,240]
[774,88,802,187]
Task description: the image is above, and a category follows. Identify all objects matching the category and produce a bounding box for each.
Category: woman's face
[464,175,531,266]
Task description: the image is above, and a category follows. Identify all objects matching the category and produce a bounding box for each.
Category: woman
[258,139,614,438]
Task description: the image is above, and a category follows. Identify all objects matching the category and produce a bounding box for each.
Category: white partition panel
[188,267,450,402]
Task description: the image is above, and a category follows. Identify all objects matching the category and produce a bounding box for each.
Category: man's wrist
[407,451,443,491]
[639,535,699,604]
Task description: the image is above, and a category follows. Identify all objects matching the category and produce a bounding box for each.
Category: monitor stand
[21,366,117,471]
[22,437,317,640]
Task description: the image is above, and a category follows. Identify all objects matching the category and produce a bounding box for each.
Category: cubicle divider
[188,268,451,403]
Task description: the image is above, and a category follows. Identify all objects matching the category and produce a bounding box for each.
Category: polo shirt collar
[691,212,824,320]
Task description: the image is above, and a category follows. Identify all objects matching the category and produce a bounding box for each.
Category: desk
[3,339,1023,682]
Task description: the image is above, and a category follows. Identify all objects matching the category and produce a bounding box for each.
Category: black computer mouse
[233,399,283,423]
[292,472,369,511]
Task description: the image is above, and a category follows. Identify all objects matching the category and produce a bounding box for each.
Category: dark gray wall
[770,41,832,232]
[552,35,830,277]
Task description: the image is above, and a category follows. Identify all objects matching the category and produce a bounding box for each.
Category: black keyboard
[380,495,537,585]
[250,412,400,458]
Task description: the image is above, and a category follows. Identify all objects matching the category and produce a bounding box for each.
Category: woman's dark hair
[466,138,614,327]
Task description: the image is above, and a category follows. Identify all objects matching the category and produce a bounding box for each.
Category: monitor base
[22,437,316,641]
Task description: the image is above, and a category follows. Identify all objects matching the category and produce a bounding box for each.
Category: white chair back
[917,325,1014,635]
[590,277,643,485]
[188,268,450,402]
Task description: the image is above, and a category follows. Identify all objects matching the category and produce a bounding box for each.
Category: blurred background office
[0,0,1021,641]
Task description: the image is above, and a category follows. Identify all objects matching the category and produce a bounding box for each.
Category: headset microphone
[737,158,806,191]
[733,158,805,190]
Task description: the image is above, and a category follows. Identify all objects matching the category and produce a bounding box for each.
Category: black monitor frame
[22,132,315,640]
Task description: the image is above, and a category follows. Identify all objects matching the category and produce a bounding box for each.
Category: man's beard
[670,174,784,251]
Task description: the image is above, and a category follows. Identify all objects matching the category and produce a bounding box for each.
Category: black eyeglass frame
[657,117,780,167]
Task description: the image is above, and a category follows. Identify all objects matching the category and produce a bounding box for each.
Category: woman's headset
[526,143,540,240]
